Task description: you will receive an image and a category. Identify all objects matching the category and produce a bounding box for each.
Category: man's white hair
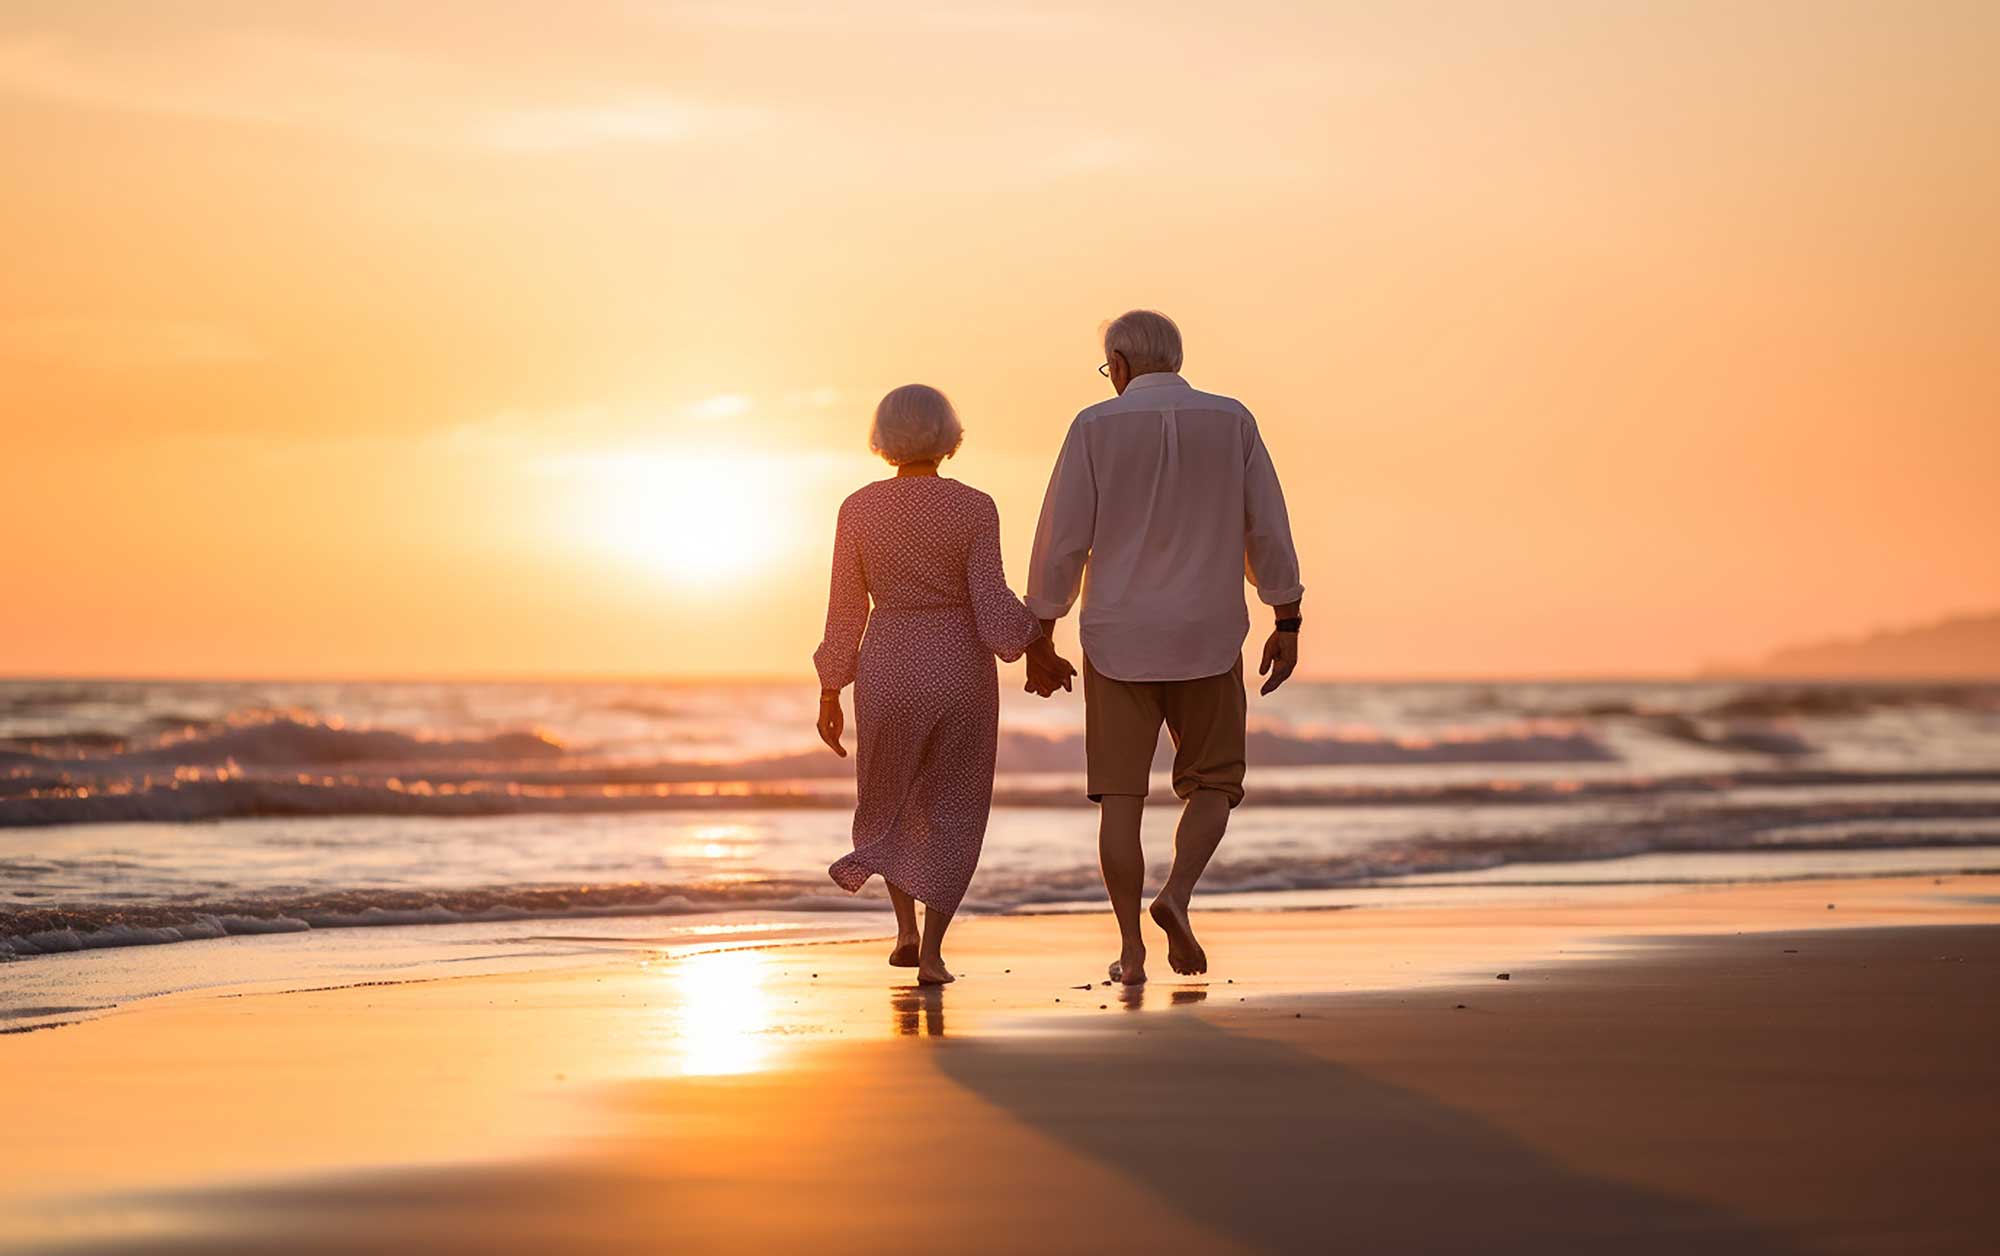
[868,383,965,466]
[1102,309,1184,375]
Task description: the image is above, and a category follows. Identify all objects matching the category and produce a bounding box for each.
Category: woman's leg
[887,881,920,966]
[917,902,955,985]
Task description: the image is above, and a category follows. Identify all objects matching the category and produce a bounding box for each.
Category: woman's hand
[816,691,847,757]
[1023,635,1076,698]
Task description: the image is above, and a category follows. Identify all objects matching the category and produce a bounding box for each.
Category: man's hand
[1257,629,1298,696]
[815,692,847,756]
[1023,634,1076,698]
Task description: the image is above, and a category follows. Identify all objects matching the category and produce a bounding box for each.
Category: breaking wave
[0,714,1627,827]
[1546,683,2000,721]
[0,880,863,957]
[2,715,565,767]
[10,806,2000,958]
[11,764,2000,828]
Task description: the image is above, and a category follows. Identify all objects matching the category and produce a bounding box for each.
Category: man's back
[1026,372,1303,682]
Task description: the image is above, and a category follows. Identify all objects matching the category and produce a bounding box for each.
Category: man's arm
[1023,618,1073,696]
[1257,600,1301,696]
[1022,419,1094,698]
[1024,419,1096,624]
[1244,415,1305,695]
[1242,418,1304,607]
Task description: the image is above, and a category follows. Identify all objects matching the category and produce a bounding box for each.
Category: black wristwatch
[1275,617,1302,633]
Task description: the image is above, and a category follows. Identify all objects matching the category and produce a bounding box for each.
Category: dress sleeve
[1025,416,1096,620]
[812,501,871,690]
[967,496,1041,662]
[1242,415,1305,605]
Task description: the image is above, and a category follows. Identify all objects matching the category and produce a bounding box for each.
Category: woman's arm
[967,497,1042,662]
[816,689,846,758]
[971,495,1073,697]
[811,502,868,753]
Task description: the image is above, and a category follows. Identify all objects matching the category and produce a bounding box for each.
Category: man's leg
[1150,663,1247,976]
[1084,657,1162,986]
[1163,787,1232,906]
[1149,788,1230,974]
[1099,794,1148,984]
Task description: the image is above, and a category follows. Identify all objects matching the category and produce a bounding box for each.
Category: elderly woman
[814,385,1074,985]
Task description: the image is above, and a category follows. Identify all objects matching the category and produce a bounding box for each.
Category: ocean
[6,676,2000,1029]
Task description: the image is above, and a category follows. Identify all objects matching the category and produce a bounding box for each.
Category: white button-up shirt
[1025,373,1305,682]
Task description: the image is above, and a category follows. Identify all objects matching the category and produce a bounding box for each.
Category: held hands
[1258,628,1299,696]
[1023,635,1077,698]
[815,691,847,756]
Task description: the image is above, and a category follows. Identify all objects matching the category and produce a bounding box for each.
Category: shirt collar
[1124,372,1187,392]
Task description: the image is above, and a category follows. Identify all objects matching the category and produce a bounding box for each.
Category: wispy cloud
[484,98,767,152]
[153,391,857,469]
[680,393,755,422]
[651,2,1100,36]
[0,317,264,368]
[1040,135,1153,176]
[444,390,852,458]
[0,33,438,138]
[0,32,752,151]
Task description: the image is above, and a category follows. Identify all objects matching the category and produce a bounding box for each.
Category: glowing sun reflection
[671,821,755,861]
[670,949,777,1076]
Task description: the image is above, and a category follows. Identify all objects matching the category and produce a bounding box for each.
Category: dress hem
[829,850,962,916]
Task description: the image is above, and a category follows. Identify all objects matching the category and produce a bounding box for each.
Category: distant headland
[1705,610,2000,679]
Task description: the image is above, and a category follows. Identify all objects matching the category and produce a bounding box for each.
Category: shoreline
[5,874,1999,1252]
[9,852,2000,1036]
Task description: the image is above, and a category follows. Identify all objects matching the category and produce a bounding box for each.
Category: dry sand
[5,874,1997,1254]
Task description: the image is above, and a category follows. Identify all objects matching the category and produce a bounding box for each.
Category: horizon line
[4,668,1994,688]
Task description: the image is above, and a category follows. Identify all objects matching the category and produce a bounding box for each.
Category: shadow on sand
[931,1007,1794,1254]
[29,991,1798,1256]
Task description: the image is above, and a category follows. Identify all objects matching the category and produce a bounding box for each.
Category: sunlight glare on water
[670,821,759,862]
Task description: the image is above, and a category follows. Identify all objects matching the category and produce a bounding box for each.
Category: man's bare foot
[916,958,955,985]
[1149,895,1208,975]
[1108,949,1146,985]
[889,938,920,967]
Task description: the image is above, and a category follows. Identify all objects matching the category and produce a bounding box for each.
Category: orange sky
[3,1,1996,680]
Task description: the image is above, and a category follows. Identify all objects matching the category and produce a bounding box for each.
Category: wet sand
[5,874,1998,1254]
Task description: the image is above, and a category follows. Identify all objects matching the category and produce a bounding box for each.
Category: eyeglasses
[1097,362,1111,377]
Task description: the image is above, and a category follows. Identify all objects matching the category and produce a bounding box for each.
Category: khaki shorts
[1084,657,1247,806]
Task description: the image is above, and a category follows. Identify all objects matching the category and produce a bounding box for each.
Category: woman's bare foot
[1108,947,1147,985]
[1149,895,1208,975]
[916,957,955,985]
[889,938,920,967]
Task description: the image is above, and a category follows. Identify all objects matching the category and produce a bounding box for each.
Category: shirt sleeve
[812,500,871,690]
[1242,416,1306,606]
[966,496,1041,662]
[1025,417,1096,620]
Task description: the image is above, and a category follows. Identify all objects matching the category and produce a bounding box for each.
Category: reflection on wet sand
[892,986,945,1037]
[1115,984,1207,1012]
[670,949,777,1075]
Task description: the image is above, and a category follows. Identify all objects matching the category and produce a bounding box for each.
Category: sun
[584,450,790,582]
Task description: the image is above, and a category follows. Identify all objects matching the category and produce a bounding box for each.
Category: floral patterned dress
[813,476,1040,914]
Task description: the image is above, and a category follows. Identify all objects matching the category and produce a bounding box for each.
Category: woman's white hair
[868,384,965,466]
[1102,308,1184,375]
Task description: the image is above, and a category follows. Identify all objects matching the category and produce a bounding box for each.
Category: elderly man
[1025,310,1304,985]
